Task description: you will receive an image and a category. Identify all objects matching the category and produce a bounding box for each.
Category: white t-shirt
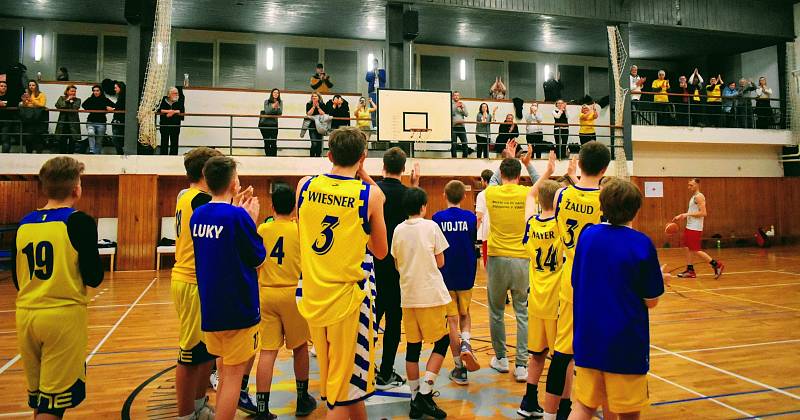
[391,218,452,308]
[475,190,490,241]
[630,74,642,100]
[686,193,704,231]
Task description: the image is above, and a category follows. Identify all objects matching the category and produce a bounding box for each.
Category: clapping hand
[504,139,518,158]
[520,144,533,166]
[242,196,260,224]
[544,151,556,177]
[233,185,254,207]
[567,154,577,177]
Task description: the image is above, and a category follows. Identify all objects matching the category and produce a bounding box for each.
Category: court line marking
[0,412,31,418]
[652,384,800,406]
[85,277,157,364]
[471,299,515,319]
[647,372,756,418]
[0,325,115,334]
[0,354,21,375]
[670,285,800,312]
[651,338,800,356]
[673,282,800,292]
[736,409,800,419]
[651,344,800,401]
[0,301,171,314]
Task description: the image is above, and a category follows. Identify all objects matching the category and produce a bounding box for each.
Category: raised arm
[525,151,556,220]
[366,187,388,259]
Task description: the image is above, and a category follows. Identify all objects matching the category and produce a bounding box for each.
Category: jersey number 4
[21,241,54,281]
[270,237,285,265]
[312,215,340,255]
[534,245,558,272]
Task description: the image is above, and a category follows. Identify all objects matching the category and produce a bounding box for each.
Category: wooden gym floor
[0,245,799,419]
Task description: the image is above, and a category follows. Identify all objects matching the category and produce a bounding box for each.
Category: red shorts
[683,229,702,251]
[481,241,488,268]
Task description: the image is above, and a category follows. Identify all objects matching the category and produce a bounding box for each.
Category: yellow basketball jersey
[555,185,602,302]
[172,187,211,284]
[15,208,86,309]
[297,174,370,327]
[523,215,563,319]
[257,219,301,288]
[485,184,530,259]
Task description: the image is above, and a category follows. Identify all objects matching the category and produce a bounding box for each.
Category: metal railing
[630,92,789,130]
[0,107,125,154]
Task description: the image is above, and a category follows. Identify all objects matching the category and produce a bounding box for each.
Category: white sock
[461,332,471,343]
[454,357,464,368]
[543,412,557,420]
[194,397,206,413]
[420,371,437,394]
[409,379,420,399]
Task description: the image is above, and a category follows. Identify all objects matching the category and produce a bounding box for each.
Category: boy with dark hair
[295,126,388,419]
[568,179,666,420]
[545,141,610,420]
[374,146,419,390]
[254,184,316,419]
[432,180,480,386]
[14,156,103,419]
[475,169,494,268]
[191,156,265,420]
[392,187,450,418]
[519,152,562,417]
[172,147,223,420]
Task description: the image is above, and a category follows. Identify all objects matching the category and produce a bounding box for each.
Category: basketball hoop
[409,128,432,151]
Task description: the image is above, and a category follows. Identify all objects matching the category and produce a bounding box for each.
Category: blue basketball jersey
[432,207,477,291]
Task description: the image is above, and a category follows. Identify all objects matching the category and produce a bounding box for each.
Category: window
[324,49,357,93]
[474,59,503,98]
[102,36,127,81]
[588,67,609,100]
[176,41,213,87]
[557,64,585,103]
[57,34,98,81]
[0,30,20,74]
[219,42,256,88]
[420,55,450,91]
[508,61,537,99]
[285,47,319,91]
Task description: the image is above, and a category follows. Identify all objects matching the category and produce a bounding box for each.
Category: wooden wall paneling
[117,175,159,271]
[0,180,39,224]
[75,176,119,218]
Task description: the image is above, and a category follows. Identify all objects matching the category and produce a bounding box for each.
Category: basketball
[665,222,679,235]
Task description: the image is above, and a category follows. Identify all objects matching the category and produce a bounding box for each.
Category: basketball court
[1,245,798,419]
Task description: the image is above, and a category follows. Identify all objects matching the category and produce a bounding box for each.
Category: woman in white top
[754,77,773,129]
[524,103,546,158]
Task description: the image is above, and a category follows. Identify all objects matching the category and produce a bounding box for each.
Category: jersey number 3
[312,215,340,255]
[21,241,54,281]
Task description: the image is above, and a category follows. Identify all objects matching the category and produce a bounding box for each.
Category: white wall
[741,45,781,98]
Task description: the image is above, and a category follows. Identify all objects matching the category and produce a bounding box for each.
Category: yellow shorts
[309,295,376,408]
[205,324,260,366]
[446,290,472,317]
[574,367,649,413]
[403,305,448,343]
[16,305,87,412]
[554,301,574,354]
[171,280,214,364]
[260,286,310,351]
[528,317,557,354]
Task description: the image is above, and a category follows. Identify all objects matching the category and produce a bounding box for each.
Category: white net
[137,0,172,149]
[607,25,630,180]
[788,41,798,145]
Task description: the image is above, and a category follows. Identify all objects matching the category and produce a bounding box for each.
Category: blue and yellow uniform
[297,174,376,408]
[191,202,266,365]
[13,207,103,416]
[170,187,215,365]
[522,215,563,354]
[554,185,602,354]
[257,218,310,350]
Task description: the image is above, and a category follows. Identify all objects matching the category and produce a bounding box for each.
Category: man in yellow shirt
[310,63,334,94]
[651,70,671,125]
[475,140,540,382]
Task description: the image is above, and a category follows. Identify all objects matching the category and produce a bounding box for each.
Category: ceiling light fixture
[459,59,466,81]
[266,47,274,70]
[33,34,43,62]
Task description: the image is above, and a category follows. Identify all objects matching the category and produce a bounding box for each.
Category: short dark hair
[316,63,324,69]
[271,183,295,215]
[537,180,561,211]
[403,187,428,216]
[691,177,701,183]
[328,127,366,167]
[480,169,493,183]
[39,156,84,200]
[600,179,642,226]
[184,147,223,182]
[578,141,611,176]
[203,156,237,195]
[445,180,466,204]
[91,84,101,92]
[499,158,522,180]
[383,147,406,175]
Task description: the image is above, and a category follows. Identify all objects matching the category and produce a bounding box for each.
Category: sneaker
[677,269,696,278]
[713,262,725,279]
[376,370,406,390]
[410,392,447,419]
[295,391,317,417]
[514,365,528,382]
[459,340,480,372]
[448,366,468,385]
[490,356,510,373]
[209,370,219,391]
[238,391,258,415]
[517,393,544,418]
